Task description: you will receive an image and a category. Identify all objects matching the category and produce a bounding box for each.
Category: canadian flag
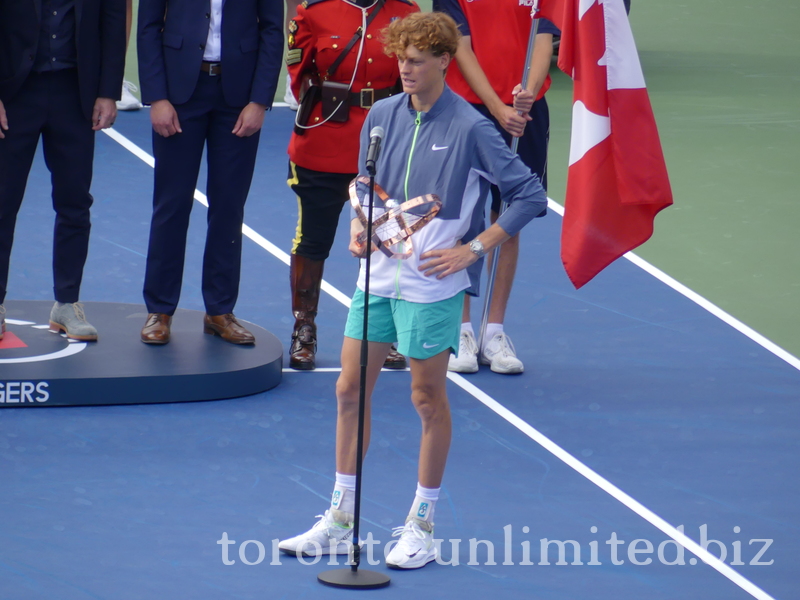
[537,0,673,288]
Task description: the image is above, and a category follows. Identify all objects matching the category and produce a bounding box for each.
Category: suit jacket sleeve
[137,0,170,104]
[98,0,127,100]
[250,0,284,106]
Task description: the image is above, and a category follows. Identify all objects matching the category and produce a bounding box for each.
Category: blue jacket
[137,0,283,107]
[354,86,547,302]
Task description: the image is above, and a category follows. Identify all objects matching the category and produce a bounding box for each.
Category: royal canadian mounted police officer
[284,0,418,370]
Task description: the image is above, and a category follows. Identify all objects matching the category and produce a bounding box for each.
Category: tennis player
[279,11,547,569]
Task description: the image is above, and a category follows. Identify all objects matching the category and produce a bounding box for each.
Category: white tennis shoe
[278,510,354,557]
[386,517,437,569]
[448,329,479,373]
[283,73,299,110]
[481,331,524,374]
[116,80,142,111]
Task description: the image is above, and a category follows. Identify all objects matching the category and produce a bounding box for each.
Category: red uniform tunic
[441,0,555,104]
[287,0,419,174]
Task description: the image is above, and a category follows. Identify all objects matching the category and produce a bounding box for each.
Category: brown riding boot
[289,254,325,370]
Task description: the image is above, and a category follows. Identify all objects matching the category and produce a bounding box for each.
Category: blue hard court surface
[1,107,798,600]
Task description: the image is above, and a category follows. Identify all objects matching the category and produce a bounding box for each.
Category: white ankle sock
[483,323,503,349]
[410,483,439,524]
[461,322,475,336]
[331,472,356,515]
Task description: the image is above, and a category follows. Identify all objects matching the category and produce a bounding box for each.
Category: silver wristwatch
[468,238,486,258]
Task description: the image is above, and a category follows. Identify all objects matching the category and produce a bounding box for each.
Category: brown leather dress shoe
[383,345,407,370]
[204,313,255,345]
[141,313,172,344]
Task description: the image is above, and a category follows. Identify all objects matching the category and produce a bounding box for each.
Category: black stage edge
[0,301,282,407]
[318,568,391,590]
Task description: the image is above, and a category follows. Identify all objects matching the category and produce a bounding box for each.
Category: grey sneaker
[0,304,5,341]
[49,302,98,341]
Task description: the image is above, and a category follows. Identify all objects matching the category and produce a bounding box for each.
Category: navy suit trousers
[0,69,95,305]
[143,72,260,316]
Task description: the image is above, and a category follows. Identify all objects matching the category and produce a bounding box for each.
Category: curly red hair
[382,12,461,59]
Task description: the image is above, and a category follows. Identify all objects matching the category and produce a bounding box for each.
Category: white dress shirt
[203,0,224,62]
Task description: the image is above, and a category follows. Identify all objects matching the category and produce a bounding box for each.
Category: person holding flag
[434,0,560,375]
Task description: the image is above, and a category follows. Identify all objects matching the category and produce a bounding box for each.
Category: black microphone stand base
[318,568,391,589]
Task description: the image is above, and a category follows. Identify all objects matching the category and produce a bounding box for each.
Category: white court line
[104,127,777,600]
[451,373,776,600]
[545,197,800,372]
[106,124,799,371]
[102,128,352,308]
[6,319,36,326]
[104,127,154,167]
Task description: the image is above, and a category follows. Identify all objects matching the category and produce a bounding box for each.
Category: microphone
[365,126,385,176]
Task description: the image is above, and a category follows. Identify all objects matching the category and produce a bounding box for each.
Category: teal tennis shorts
[344,289,465,360]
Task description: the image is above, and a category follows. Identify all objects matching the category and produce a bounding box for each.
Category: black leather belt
[201,61,222,76]
[347,86,397,109]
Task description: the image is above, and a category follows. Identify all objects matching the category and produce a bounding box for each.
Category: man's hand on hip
[419,242,477,280]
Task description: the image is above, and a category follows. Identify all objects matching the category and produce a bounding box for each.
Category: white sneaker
[278,509,354,557]
[117,80,142,111]
[386,517,437,569]
[283,73,299,110]
[448,329,479,373]
[481,331,524,374]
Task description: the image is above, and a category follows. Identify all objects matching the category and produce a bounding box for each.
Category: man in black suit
[0,0,126,342]
[137,0,283,345]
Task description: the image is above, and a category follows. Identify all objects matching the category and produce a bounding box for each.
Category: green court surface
[545,1,800,358]
[124,0,799,359]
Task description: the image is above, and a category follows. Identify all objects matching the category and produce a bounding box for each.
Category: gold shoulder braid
[286,48,302,65]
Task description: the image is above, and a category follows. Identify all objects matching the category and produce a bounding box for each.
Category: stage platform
[0,301,283,407]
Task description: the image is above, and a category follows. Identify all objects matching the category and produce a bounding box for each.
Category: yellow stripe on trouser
[287,161,302,255]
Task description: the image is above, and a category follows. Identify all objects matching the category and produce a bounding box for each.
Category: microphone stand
[318,158,391,590]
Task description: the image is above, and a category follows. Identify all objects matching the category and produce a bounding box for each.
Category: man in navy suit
[0,0,126,342]
[137,0,283,345]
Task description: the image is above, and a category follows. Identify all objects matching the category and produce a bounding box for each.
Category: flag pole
[478,0,541,352]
